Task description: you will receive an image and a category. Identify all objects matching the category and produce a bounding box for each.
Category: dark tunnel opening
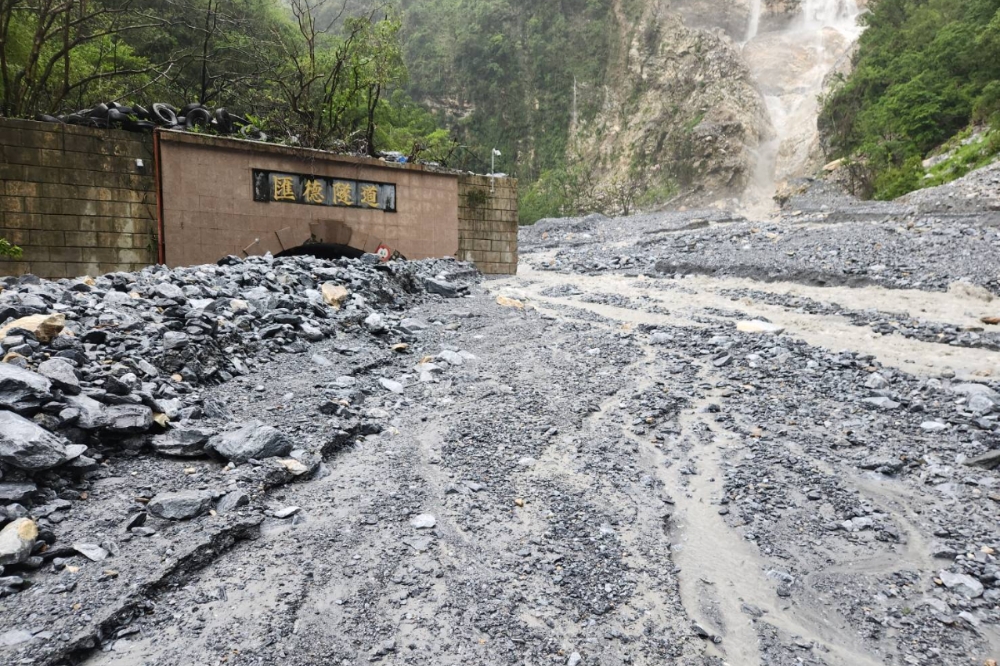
[275,243,367,261]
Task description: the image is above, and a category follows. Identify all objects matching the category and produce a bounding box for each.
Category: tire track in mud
[497,281,955,666]
[497,263,1000,379]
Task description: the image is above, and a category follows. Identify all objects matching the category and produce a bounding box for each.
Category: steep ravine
[569,0,866,210]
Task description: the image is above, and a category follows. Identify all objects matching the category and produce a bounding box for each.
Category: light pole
[491,148,501,193]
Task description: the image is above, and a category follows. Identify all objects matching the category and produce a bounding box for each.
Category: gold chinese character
[333,182,354,206]
[273,176,296,201]
[302,179,325,204]
[359,185,379,208]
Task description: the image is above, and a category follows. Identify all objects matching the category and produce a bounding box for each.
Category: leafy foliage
[0,237,22,258]
[397,0,615,219]
[0,0,451,154]
[819,0,1000,199]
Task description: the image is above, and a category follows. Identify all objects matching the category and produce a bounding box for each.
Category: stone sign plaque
[252,169,396,212]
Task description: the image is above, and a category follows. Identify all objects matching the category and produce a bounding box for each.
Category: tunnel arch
[275,243,366,261]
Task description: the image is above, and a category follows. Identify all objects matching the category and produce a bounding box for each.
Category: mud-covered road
[2,192,1000,666]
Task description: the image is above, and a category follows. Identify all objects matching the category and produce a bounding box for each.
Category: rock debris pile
[0,253,473,598]
[523,203,1000,294]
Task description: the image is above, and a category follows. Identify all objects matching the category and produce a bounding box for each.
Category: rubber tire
[35,114,63,123]
[125,119,156,132]
[214,108,234,134]
[185,107,212,128]
[152,103,178,126]
[89,103,109,118]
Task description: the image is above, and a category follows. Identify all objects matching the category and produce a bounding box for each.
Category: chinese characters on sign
[252,169,396,212]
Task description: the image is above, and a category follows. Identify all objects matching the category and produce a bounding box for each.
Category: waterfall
[740,0,864,211]
[800,0,861,30]
[744,0,762,43]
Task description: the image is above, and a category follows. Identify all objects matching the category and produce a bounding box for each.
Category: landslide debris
[0,253,474,637]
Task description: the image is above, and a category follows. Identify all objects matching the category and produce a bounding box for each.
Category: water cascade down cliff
[742,0,863,201]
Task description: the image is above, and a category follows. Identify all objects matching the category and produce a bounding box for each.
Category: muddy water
[489,264,999,664]
[491,263,999,379]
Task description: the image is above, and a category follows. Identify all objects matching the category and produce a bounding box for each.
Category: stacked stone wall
[0,118,156,279]
[457,175,518,275]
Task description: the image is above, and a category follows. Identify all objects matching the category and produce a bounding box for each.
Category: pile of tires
[35,102,266,140]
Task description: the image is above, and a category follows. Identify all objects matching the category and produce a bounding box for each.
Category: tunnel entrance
[275,243,366,261]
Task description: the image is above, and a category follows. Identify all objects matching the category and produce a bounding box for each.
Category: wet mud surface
[2,206,1000,666]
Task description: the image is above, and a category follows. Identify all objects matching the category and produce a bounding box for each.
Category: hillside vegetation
[819,0,1000,199]
[0,0,449,156]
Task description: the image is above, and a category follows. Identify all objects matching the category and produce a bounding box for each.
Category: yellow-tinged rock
[2,352,25,364]
[322,283,349,308]
[391,343,409,353]
[152,413,170,427]
[514,498,525,507]
[0,313,66,343]
[83,276,96,286]
[279,459,309,476]
[496,296,524,309]
[0,518,38,566]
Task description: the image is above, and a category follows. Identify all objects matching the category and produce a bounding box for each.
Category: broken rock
[36,358,80,395]
[73,543,109,562]
[321,283,349,308]
[410,514,436,529]
[206,421,292,464]
[148,491,213,521]
[939,570,984,598]
[0,313,65,343]
[0,411,69,470]
[0,518,37,566]
[151,428,214,458]
[0,364,53,412]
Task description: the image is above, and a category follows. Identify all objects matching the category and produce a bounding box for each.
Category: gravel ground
[521,184,1000,294]
[2,183,1000,666]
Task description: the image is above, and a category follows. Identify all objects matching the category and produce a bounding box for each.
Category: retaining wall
[157,131,462,266]
[0,119,519,278]
[0,118,156,278]
[457,175,518,275]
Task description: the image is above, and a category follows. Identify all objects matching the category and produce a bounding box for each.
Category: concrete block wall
[457,175,518,275]
[0,118,156,279]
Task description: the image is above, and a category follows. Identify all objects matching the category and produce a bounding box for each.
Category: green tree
[819,0,1000,199]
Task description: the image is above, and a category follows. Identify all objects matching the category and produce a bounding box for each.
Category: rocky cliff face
[571,0,774,208]
[569,0,867,210]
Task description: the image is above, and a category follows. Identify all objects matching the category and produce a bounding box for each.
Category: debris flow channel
[1,189,999,666]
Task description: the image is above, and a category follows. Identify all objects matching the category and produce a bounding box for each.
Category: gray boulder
[966,449,1000,470]
[37,358,80,395]
[0,482,37,503]
[939,570,984,598]
[63,394,107,430]
[862,397,900,410]
[153,282,185,301]
[0,365,53,412]
[104,405,154,434]
[421,276,467,298]
[151,428,214,457]
[0,411,69,470]
[216,490,250,514]
[206,421,292,464]
[148,491,213,520]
